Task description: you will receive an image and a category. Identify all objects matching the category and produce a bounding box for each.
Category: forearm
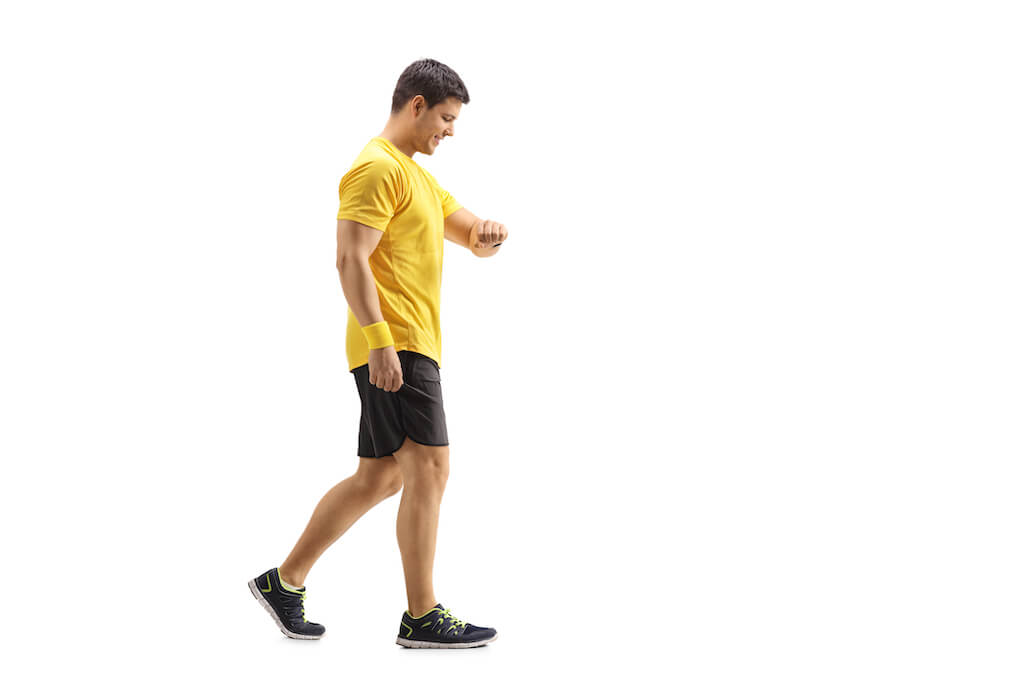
[337,257,387,329]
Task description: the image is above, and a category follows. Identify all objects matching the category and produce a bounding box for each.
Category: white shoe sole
[396,633,498,649]
[248,579,324,640]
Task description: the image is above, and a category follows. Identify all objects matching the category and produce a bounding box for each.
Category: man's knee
[354,456,404,498]
[375,470,404,499]
[393,437,449,488]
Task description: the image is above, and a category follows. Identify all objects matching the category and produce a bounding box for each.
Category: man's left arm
[444,207,508,258]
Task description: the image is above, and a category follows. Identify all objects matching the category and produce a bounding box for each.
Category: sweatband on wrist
[361,321,394,349]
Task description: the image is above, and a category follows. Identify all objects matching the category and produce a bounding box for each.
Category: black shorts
[351,350,449,458]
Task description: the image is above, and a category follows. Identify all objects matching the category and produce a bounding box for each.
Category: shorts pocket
[408,354,441,384]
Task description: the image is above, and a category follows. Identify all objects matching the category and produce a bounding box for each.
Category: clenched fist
[471,220,508,249]
[368,346,404,392]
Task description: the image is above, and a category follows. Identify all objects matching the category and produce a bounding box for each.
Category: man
[248,58,507,649]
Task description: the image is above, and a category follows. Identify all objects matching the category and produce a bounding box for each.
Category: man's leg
[278,456,403,587]
[391,436,449,617]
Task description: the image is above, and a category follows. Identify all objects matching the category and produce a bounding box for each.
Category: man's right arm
[337,218,405,390]
[336,218,387,328]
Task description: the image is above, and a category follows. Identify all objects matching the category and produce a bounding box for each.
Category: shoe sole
[247,579,324,640]
[396,633,498,649]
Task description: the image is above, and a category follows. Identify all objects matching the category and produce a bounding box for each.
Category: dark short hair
[391,58,470,115]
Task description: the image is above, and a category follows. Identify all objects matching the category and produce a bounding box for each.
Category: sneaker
[247,567,326,640]
[396,603,498,648]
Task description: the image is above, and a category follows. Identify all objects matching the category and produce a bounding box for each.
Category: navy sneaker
[248,567,326,640]
[396,603,498,648]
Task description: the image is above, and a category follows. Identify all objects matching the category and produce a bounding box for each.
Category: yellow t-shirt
[337,136,462,371]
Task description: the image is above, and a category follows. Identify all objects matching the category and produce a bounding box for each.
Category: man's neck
[378,129,416,159]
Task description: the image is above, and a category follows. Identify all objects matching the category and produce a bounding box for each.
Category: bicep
[444,207,481,250]
[337,219,384,266]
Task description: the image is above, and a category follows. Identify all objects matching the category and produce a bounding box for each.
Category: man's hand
[471,220,508,249]
[369,346,404,392]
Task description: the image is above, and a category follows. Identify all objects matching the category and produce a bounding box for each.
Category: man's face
[416,97,461,155]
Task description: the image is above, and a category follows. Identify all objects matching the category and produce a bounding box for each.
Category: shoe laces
[282,591,308,623]
[435,607,467,634]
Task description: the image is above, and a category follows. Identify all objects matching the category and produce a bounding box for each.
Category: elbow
[337,251,353,271]
[337,250,367,272]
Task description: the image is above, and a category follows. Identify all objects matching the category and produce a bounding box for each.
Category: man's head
[388,58,470,156]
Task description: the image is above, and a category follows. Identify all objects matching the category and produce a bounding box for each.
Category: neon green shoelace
[284,591,308,623]
[436,608,467,633]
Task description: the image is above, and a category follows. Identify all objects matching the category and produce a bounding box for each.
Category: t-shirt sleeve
[440,185,462,219]
[337,159,405,231]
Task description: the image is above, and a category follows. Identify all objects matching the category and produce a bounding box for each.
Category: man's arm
[444,207,504,258]
[336,218,388,330]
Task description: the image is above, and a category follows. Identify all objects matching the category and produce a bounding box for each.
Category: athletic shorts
[351,350,449,458]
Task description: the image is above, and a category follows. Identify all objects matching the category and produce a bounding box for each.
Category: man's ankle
[278,567,305,589]
[409,603,438,619]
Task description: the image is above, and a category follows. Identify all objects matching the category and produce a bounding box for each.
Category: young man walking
[248,59,508,649]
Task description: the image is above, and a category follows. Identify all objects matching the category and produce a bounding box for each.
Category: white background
[2,0,1022,680]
